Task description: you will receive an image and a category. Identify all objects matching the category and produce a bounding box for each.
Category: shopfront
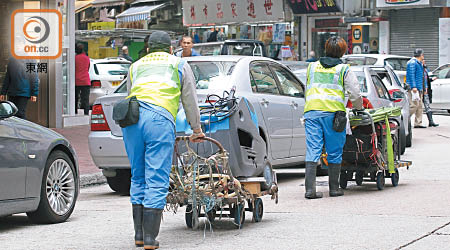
[0,0,75,128]
[181,0,293,59]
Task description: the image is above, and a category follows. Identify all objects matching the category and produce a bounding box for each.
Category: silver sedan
[89,56,308,193]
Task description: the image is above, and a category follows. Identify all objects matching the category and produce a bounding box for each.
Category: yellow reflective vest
[304,61,348,113]
[128,52,181,119]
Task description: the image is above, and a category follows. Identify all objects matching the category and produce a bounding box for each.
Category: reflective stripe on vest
[304,61,348,113]
[128,52,181,119]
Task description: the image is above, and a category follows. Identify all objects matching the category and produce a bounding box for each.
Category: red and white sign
[182,0,284,26]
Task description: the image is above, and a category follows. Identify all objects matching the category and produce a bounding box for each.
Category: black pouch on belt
[333,111,347,132]
[112,96,140,128]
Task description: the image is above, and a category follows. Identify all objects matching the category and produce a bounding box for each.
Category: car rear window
[225,43,263,56]
[354,71,368,93]
[188,61,236,90]
[343,57,377,66]
[193,44,222,56]
[94,63,131,75]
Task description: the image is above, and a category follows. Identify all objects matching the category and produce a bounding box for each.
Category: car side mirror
[0,101,18,119]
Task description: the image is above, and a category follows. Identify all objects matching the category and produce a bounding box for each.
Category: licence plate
[112,81,120,86]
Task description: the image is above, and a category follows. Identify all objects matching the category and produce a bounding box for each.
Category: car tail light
[389,89,403,103]
[91,80,101,88]
[91,104,110,131]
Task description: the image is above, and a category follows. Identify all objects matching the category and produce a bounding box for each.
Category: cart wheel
[339,171,348,189]
[262,159,275,190]
[232,203,245,229]
[185,204,200,229]
[252,198,263,223]
[355,171,364,186]
[376,172,385,190]
[391,169,399,187]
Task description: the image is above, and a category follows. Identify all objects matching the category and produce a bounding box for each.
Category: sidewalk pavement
[51,125,106,187]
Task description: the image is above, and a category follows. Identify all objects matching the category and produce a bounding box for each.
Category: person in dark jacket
[75,43,91,115]
[422,60,438,127]
[406,48,426,128]
[0,57,39,119]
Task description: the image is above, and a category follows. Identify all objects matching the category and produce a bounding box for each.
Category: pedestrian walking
[120,46,133,62]
[407,49,426,128]
[422,59,438,127]
[0,57,39,119]
[175,36,201,57]
[75,43,91,115]
[122,31,204,249]
[303,36,363,199]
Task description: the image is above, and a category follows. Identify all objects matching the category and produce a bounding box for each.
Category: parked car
[89,56,308,193]
[370,65,411,151]
[342,54,411,85]
[0,101,79,223]
[350,66,404,154]
[430,63,450,113]
[175,39,268,57]
[88,57,131,106]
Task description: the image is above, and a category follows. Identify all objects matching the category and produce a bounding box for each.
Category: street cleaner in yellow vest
[304,36,363,199]
[122,31,204,249]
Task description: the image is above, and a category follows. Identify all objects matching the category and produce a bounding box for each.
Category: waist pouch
[113,96,139,128]
[333,111,347,132]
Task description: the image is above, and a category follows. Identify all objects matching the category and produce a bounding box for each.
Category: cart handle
[176,136,226,153]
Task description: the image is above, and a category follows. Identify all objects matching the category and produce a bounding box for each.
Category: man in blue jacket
[406,49,426,128]
[0,57,39,119]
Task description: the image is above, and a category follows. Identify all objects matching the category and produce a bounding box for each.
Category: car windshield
[188,61,236,90]
[385,58,409,71]
[225,43,263,56]
[433,64,450,79]
[94,63,130,75]
[354,71,368,93]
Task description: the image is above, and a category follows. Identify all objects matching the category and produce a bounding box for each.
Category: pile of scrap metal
[166,89,278,229]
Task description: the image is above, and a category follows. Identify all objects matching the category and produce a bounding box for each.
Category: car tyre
[399,120,406,155]
[106,169,131,195]
[405,118,412,148]
[27,150,78,224]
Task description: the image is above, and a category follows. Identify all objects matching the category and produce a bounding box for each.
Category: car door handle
[260,99,269,105]
[290,102,298,108]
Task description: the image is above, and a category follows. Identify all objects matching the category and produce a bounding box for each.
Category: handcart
[335,107,412,190]
[166,136,278,229]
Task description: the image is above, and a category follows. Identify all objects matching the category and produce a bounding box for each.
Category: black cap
[414,48,424,57]
[148,31,171,47]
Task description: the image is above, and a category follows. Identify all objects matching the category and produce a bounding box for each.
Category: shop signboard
[439,18,450,66]
[273,23,286,43]
[88,22,115,30]
[182,0,284,26]
[376,0,430,8]
[352,25,362,44]
[286,0,340,15]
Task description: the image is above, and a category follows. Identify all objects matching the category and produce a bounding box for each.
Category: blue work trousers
[122,106,175,209]
[305,114,346,164]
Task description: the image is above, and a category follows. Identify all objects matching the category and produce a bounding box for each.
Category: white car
[430,63,450,113]
[342,54,411,86]
[88,57,131,106]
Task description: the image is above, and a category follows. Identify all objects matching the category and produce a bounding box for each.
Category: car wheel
[405,118,412,148]
[27,150,78,224]
[447,110,450,114]
[106,169,131,195]
[399,120,406,155]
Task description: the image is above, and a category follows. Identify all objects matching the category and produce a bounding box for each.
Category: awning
[91,0,126,8]
[116,3,165,23]
[76,0,94,13]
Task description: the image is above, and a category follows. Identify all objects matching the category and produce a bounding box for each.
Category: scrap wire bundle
[166,136,251,214]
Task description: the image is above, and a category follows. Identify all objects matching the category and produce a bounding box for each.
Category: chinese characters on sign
[182,0,284,26]
[26,62,48,73]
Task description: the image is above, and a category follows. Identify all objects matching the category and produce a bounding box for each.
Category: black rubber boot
[132,204,144,247]
[304,161,323,199]
[427,112,439,127]
[143,208,162,249]
[328,163,344,197]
